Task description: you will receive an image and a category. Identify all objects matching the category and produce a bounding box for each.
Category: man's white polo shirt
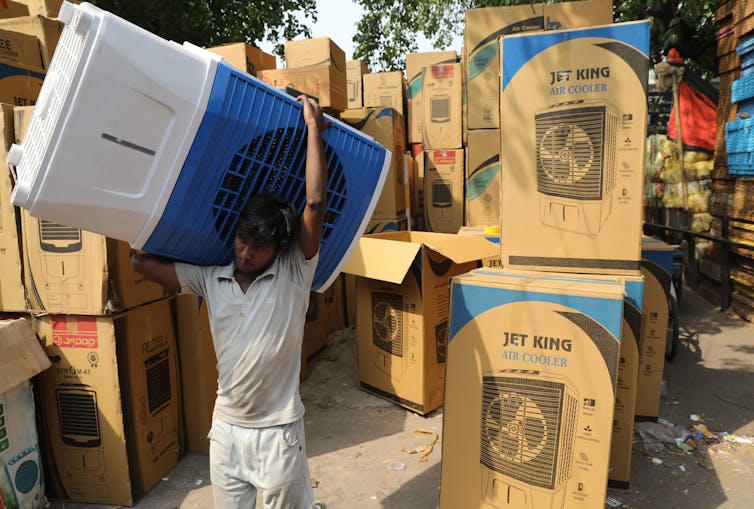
[175,243,318,428]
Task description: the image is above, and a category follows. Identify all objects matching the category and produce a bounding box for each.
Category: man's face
[234,236,282,275]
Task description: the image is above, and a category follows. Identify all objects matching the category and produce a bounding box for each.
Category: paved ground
[50,287,754,509]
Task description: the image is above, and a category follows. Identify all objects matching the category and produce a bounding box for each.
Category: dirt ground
[50,286,754,509]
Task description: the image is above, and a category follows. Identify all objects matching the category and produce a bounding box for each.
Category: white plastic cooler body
[9,1,218,244]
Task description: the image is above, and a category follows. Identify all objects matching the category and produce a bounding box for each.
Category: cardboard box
[0,59,44,106]
[0,27,42,68]
[324,274,345,334]
[207,42,276,76]
[610,276,644,489]
[18,0,74,18]
[284,37,346,73]
[465,129,501,227]
[464,0,613,129]
[406,51,457,143]
[174,295,217,456]
[257,65,347,112]
[0,318,51,509]
[346,60,369,109]
[500,21,649,275]
[343,216,409,327]
[421,63,463,149]
[457,226,502,268]
[635,238,674,421]
[1,1,29,18]
[341,107,406,219]
[363,71,406,117]
[441,269,624,509]
[14,106,170,315]
[0,104,25,312]
[303,290,328,359]
[424,148,464,233]
[411,145,426,230]
[0,15,63,69]
[34,298,181,506]
[21,209,171,314]
[343,231,498,414]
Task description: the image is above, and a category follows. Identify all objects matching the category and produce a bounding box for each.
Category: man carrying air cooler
[131,96,328,509]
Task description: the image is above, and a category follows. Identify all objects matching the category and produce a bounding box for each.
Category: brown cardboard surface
[303,290,328,359]
[341,107,406,219]
[424,149,464,233]
[0,318,50,393]
[344,232,497,414]
[464,0,613,129]
[0,59,43,106]
[410,144,426,230]
[34,298,181,505]
[257,65,347,111]
[500,21,648,275]
[0,0,29,18]
[284,37,346,73]
[421,63,463,149]
[346,60,369,109]
[18,0,74,18]
[0,104,25,312]
[440,269,624,509]
[0,27,42,68]
[324,274,345,334]
[175,294,217,456]
[406,51,457,143]
[465,129,501,227]
[457,226,502,269]
[0,15,63,68]
[207,42,276,76]
[635,258,671,421]
[363,71,406,117]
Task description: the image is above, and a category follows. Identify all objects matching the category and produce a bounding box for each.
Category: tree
[91,0,317,57]
[353,0,720,78]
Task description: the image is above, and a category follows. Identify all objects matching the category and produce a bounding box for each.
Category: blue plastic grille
[142,62,388,290]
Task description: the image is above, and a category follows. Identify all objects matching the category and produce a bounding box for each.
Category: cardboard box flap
[0,318,51,393]
[409,231,499,264]
[342,235,422,284]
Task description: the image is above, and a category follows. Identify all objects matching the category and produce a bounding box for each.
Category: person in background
[131,96,328,509]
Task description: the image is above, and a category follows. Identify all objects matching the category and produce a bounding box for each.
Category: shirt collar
[217,258,279,282]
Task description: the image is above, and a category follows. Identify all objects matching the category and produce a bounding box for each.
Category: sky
[257,1,463,67]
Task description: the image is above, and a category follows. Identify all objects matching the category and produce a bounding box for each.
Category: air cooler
[55,385,105,476]
[480,369,578,509]
[535,100,618,236]
[8,1,391,292]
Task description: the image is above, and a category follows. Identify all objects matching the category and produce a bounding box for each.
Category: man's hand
[297,95,329,134]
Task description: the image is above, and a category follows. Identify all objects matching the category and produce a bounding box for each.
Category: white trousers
[208,417,315,509]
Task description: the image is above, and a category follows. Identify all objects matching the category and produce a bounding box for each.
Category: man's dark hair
[235,193,298,249]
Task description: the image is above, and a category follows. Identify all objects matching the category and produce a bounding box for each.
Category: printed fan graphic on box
[7,1,391,292]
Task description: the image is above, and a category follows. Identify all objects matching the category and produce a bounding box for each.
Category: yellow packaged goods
[34,299,181,506]
[207,42,276,76]
[284,37,346,73]
[406,50,457,143]
[500,21,649,275]
[342,231,498,414]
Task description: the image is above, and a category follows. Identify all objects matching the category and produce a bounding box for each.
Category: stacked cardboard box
[206,42,276,76]
[9,106,181,506]
[346,59,370,109]
[440,16,654,508]
[258,37,347,112]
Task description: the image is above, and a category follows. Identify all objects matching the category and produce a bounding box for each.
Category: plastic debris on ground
[386,461,407,471]
[605,495,623,507]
